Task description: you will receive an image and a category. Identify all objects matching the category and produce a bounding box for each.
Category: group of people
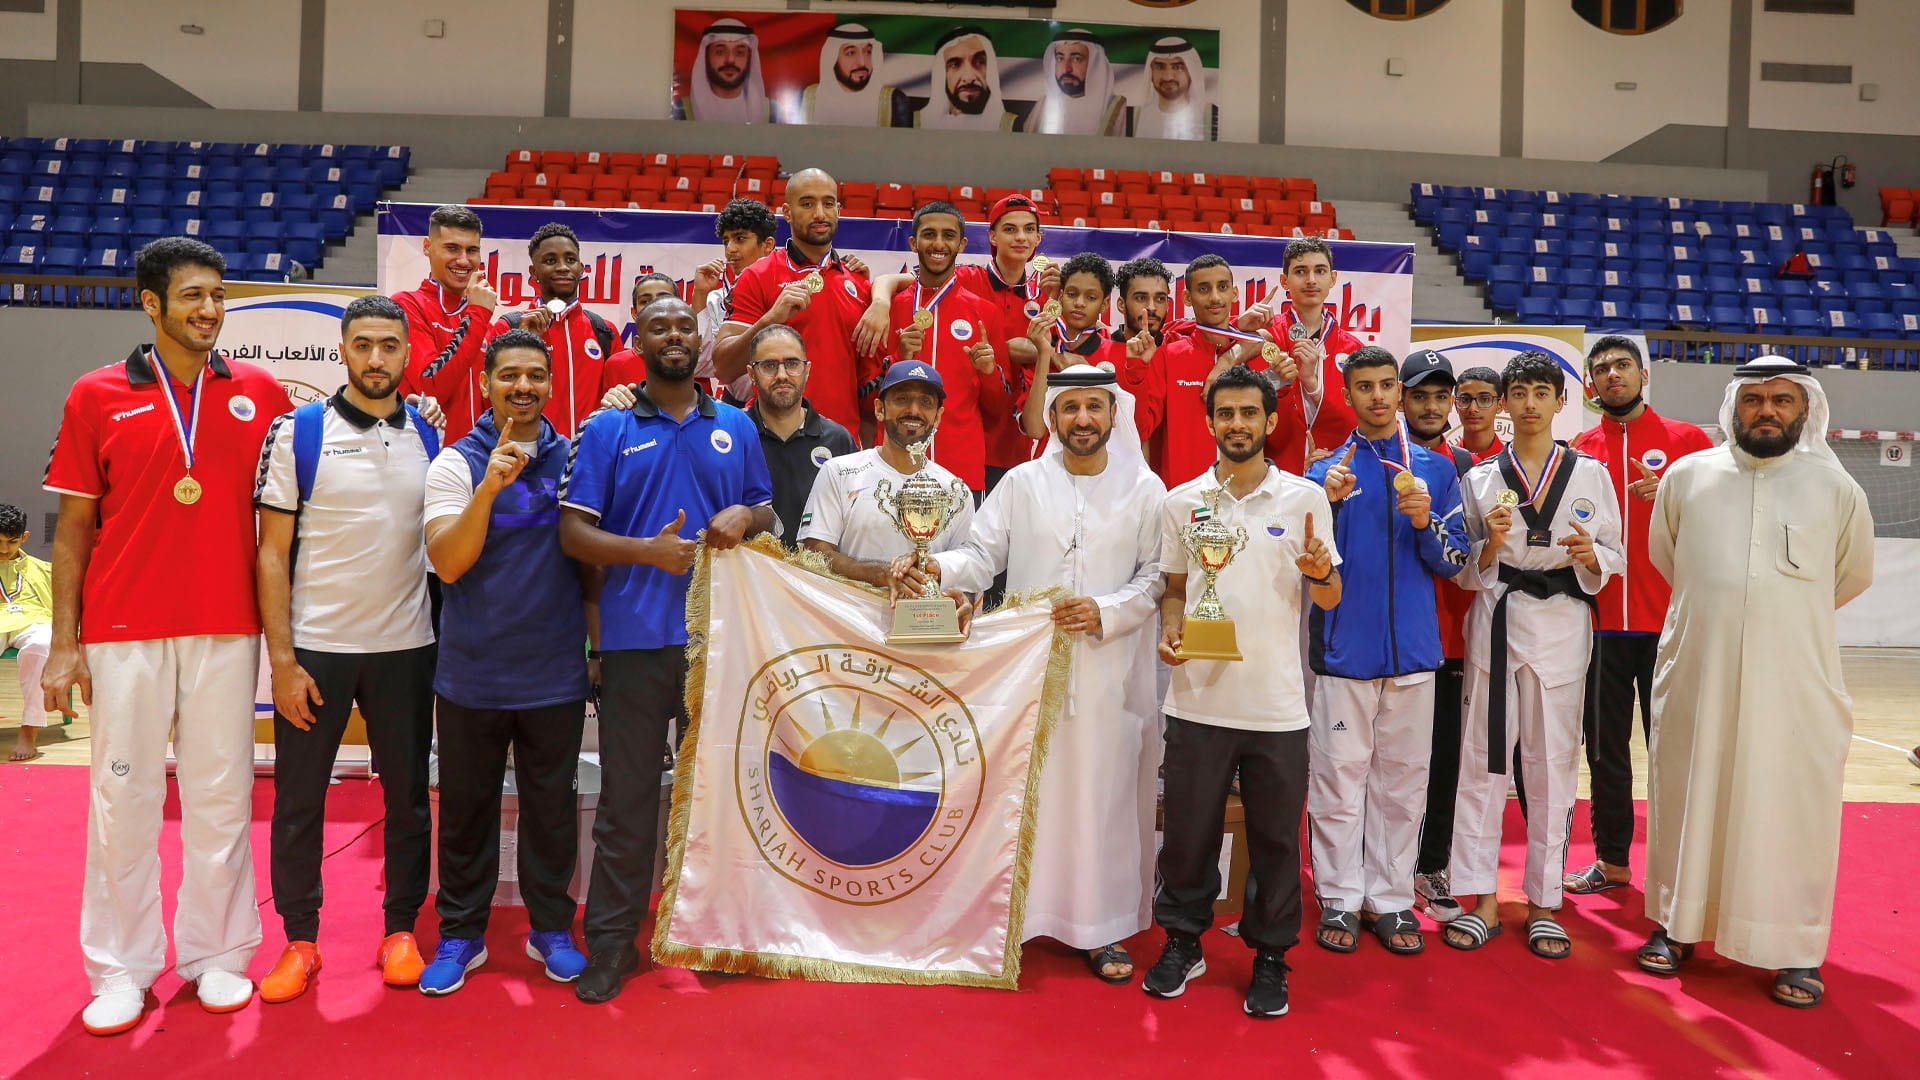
[678,17,1217,140]
[21,168,1872,1034]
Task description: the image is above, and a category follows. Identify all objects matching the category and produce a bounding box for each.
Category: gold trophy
[1175,487,1248,662]
[876,441,972,644]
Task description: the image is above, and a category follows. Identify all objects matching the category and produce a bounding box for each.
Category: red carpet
[1,764,1914,1078]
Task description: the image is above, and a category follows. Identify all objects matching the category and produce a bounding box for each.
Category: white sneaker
[1415,870,1465,924]
[82,989,148,1036]
[196,969,255,1013]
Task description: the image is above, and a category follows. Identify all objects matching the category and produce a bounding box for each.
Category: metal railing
[1644,328,1917,371]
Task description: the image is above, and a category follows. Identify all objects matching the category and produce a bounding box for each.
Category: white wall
[323,0,546,117]
[1285,0,1502,157]
[0,0,58,62]
[1749,0,1919,137]
[80,0,298,110]
[1522,0,1731,162]
[572,0,1260,142]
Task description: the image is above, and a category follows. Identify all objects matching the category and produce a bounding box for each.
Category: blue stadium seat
[1,243,43,271]
[40,245,83,274]
[1632,301,1668,324]
[1517,297,1556,323]
[1488,283,1522,314]
[82,247,129,276]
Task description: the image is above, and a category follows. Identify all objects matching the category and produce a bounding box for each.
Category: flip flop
[1773,967,1825,1009]
[1525,916,1573,959]
[1083,944,1133,985]
[1442,912,1503,951]
[1635,929,1694,976]
[1563,862,1630,894]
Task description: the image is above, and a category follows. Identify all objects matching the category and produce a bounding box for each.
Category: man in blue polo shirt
[558,296,773,1004]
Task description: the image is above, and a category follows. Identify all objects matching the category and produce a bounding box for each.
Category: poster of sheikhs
[737,646,985,905]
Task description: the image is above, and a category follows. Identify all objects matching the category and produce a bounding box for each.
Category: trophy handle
[872,478,903,532]
[1231,527,1249,558]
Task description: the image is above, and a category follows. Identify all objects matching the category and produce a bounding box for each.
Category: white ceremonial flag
[652,539,1068,988]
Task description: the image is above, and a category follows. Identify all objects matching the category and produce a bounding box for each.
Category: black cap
[1400,348,1455,388]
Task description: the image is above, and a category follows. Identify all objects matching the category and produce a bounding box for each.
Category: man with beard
[489,223,615,439]
[418,330,595,995]
[908,25,1017,132]
[253,295,441,1002]
[42,237,293,1035]
[1025,27,1127,136]
[559,297,773,1003]
[395,204,497,443]
[1563,336,1711,899]
[743,325,855,546]
[801,23,896,127]
[874,201,1010,494]
[675,17,770,123]
[1149,365,1340,1017]
[717,170,873,439]
[903,364,1165,986]
[802,361,973,585]
[1132,37,1217,141]
[1639,356,1872,1008]
[599,273,678,395]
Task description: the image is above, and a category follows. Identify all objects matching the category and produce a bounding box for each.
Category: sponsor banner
[1408,325,1647,445]
[672,8,1222,139]
[653,539,1067,987]
[377,202,1415,356]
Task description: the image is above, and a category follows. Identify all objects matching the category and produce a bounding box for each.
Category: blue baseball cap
[876,359,946,400]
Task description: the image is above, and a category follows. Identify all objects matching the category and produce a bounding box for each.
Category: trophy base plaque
[1175,618,1243,662]
[888,597,967,644]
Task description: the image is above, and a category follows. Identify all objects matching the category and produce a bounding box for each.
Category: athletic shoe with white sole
[527,930,589,982]
[1415,869,1465,923]
[1141,933,1206,999]
[418,937,488,996]
[1243,950,1291,1018]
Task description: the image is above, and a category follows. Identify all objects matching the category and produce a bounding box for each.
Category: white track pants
[1450,661,1584,910]
[81,634,262,994]
[5,622,52,725]
[1309,673,1435,914]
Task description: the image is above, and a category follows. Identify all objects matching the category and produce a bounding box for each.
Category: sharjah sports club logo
[710,429,733,453]
[949,319,974,342]
[843,280,861,299]
[583,338,603,360]
[735,645,985,905]
[810,446,832,467]
[1642,449,1668,471]
[1023,300,1042,319]
[1571,498,1596,523]
[228,394,257,421]
[1265,520,1287,538]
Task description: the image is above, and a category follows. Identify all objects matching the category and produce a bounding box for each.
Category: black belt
[1486,564,1592,774]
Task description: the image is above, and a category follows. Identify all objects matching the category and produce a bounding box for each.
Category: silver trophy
[875,441,972,644]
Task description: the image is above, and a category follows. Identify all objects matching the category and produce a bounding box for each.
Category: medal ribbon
[1023,257,1049,304]
[1055,321,1099,351]
[1375,419,1414,477]
[1510,442,1564,505]
[1198,323,1266,349]
[912,274,957,321]
[152,348,205,472]
[1282,305,1331,345]
[0,562,24,605]
[432,278,468,318]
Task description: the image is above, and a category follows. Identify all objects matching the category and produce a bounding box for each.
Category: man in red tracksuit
[1563,335,1712,897]
[875,201,1012,494]
[393,205,496,444]
[487,222,614,439]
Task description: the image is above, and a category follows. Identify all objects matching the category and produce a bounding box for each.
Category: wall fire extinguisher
[1811,163,1831,204]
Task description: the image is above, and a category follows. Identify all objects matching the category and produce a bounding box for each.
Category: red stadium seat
[1046,167,1079,186]
[744,155,779,174]
[1880,187,1917,227]
[1248,175,1283,195]
[507,149,538,167]
[1283,177,1317,200]
[540,151,575,171]
[841,181,878,201]
[875,183,912,210]
[912,184,950,204]
[610,152,647,171]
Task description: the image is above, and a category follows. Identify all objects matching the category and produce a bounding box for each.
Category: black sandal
[1316,909,1360,953]
[1773,967,1825,1008]
[1635,929,1694,976]
[1564,862,1629,895]
[1362,910,1425,955]
[1083,944,1133,984]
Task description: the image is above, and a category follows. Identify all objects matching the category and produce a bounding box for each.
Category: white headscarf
[1717,354,1838,465]
[1041,364,1150,482]
[1134,36,1212,141]
[808,23,885,127]
[920,28,1010,132]
[1031,28,1115,136]
[689,18,768,124]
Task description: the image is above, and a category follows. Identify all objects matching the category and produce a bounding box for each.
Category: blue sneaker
[527,930,588,982]
[418,938,487,996]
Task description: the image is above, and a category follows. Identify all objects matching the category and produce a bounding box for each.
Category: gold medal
[1393,470,1418,494]
[1031,254,1051,272]
[173,475,203,505]
[1042,300,1062,320]
[912,309,934,330]
[1260,341,1281,363]
[803,271,824,294]
[1495,488,1520,508]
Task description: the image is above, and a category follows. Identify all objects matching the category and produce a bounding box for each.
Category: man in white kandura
[801,23,896,127]
[900,364,1166,983]
[1637,355,1873,1009]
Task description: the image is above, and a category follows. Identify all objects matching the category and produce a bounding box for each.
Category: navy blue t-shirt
[559,386,772,650]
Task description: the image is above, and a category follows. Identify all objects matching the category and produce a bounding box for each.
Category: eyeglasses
[751,359,810,376]
[1455,393,1498,409]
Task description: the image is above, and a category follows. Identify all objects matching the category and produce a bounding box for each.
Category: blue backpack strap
[292,400,327,504]
[404,404,441,458]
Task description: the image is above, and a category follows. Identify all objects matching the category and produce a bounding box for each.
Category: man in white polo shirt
[1146,364,1341,1020]
[799,360,973,585]
[252,295,441,1002]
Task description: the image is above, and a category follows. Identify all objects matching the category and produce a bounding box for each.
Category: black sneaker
[1141,933,1206,998]
[1243,949,1290,1018]
[574,943,640,1004]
